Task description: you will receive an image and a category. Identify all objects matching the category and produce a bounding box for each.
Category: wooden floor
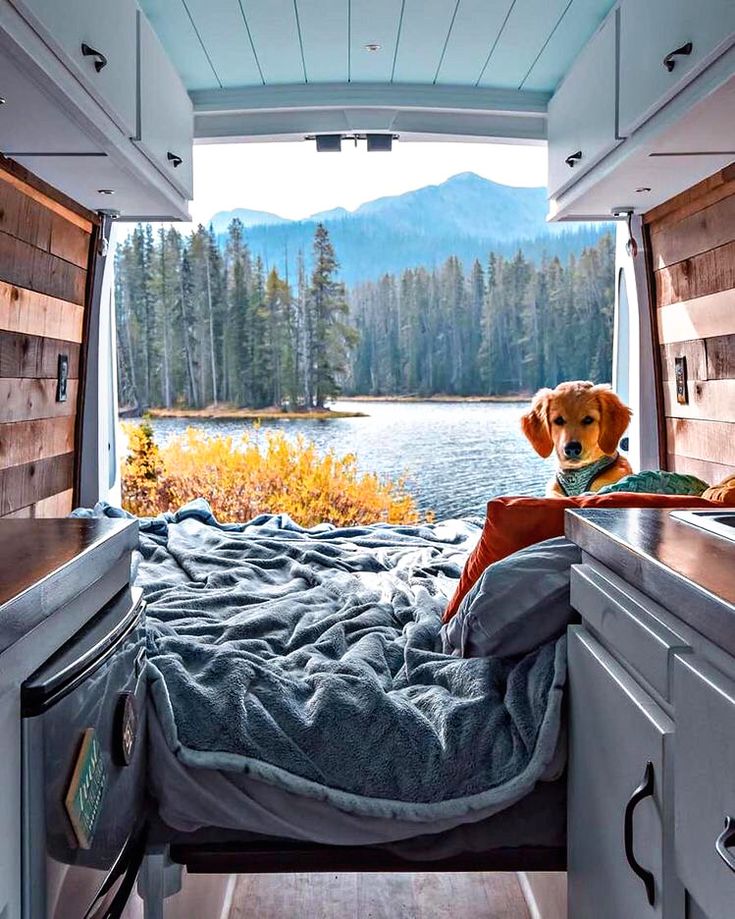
[228,872,530,918]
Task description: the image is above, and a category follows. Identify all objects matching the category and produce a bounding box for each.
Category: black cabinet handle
[167,152,183,168]
[715,816,735,873]
[81,42,108,73]
[663,41,693,72]
[624,761,656,906]
[565,150,582,168]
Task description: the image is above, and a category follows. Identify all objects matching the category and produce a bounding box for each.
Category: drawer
[9,0,139,138]
[674,655,735,919]
[547,12,621,199]
[618,0,735,137]
[135,13,194,201]
[570,563,689,701]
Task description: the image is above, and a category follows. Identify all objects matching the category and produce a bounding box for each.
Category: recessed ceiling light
[98,188,115,195]
[364,42,382,52]
[635,186,652,193]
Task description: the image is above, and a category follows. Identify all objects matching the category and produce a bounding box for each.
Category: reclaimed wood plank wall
[645,163,735,486]
[0,158,97,518]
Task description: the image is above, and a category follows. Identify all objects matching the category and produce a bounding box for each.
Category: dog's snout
[564,441,583,458]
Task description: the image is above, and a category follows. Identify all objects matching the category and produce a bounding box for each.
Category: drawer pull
[663,41,693,73]
[715,816,735,873]
[167,152,183,168]
[81,43,108,73]
[565,150,582,168]
[624,761,656,906]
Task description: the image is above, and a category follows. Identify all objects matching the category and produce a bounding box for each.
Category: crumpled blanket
[75,499,567,822]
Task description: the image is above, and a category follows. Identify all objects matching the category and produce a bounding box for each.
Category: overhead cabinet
[8,0,139,139]
[0,0,193,218]
[135,14,194,202]
[547,13,620,201]
[618,0,735,137]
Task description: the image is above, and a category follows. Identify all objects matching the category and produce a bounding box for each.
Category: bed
[76,499,570,870]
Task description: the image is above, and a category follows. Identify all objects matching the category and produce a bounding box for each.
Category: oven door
[21,587,147,919]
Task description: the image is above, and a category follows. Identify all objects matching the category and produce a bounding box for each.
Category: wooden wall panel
[0,160,96,518]
[646,163,735,486]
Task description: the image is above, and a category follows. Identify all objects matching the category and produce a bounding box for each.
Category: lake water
[146,400,554,520]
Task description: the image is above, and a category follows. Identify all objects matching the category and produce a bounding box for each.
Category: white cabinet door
[0,46,98,154]
[674,655,735,919]
[135,14,194,202]
[8,0,139,138]
[547,13,620,200]
[568,627,682,919]
[618,0,735,137]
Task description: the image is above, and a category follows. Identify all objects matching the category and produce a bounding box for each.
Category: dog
[521,381,633,497]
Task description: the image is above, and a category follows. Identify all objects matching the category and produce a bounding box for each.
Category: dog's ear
[594,386,633,455]
[521,389,554,458]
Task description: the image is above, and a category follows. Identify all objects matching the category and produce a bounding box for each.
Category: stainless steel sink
[671,510,735,542]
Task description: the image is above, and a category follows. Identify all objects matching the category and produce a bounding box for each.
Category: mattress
[147,703,566,852]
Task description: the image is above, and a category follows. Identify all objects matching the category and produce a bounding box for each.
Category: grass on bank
[146,404,367,421]
[121,422,424,527]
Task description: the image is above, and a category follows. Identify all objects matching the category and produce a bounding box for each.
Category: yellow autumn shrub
[121,422,424,526]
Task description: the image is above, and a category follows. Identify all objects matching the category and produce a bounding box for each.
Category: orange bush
[121,422,425,526]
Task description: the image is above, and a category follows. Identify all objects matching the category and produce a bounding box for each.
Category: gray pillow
[441,537,581,658]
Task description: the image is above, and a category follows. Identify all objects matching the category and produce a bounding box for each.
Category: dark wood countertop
[565,508,735,656]
[0,517,138,654]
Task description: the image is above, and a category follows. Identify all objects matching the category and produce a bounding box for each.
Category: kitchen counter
[0,517,138,654]
[565,507,735,657]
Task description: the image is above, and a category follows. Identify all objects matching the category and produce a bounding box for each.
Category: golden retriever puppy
[521,381,633,497]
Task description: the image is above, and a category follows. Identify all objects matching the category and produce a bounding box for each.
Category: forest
[114,221,614,410]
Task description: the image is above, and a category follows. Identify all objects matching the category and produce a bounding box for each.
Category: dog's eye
[553,417,565,426]
[581,416,594,425]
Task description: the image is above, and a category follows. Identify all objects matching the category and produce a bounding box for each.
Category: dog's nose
[564,441,583,458]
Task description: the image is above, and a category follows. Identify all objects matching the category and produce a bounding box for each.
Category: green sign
[64,728,107,849]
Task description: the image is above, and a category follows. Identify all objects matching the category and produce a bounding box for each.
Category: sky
[189,140,548,226]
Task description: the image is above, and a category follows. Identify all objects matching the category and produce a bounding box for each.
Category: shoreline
[337,393,531,404]
[144,407,368,421]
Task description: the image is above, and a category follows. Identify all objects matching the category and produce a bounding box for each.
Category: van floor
[228,871,530,917]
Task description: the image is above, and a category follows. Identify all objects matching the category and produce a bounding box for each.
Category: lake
[146,400,554,520]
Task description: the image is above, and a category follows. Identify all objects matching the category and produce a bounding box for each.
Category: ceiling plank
[138,0,222,89]
[391,0,459,83]
[349,0,403,83]
[521,0,615,92]
[478,0,570,90]
[183,0,263,87]
[297,0,348,83]
[435,0,513,86]
[242,0,306,84]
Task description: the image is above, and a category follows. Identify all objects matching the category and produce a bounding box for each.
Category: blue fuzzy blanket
[76,500,567,822]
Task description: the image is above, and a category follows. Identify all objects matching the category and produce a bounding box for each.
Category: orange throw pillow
[442,492,724,623]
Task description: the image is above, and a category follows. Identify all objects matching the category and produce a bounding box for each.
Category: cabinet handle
[715,816,735,873]
[81,42,108,73]
[623,761,656,906]
[663,41,693,72]
[167,152,183,168]
[565,150,582,168]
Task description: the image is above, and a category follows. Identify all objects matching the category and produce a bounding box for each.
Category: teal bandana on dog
[556,453,619,496]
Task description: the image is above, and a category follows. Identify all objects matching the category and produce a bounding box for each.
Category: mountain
[208,173,608,285]
[208,207,288,235]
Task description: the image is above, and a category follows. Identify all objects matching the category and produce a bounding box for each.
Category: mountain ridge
[206,173,608,285]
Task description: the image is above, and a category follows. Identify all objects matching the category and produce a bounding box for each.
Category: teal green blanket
[76,500,567,822]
